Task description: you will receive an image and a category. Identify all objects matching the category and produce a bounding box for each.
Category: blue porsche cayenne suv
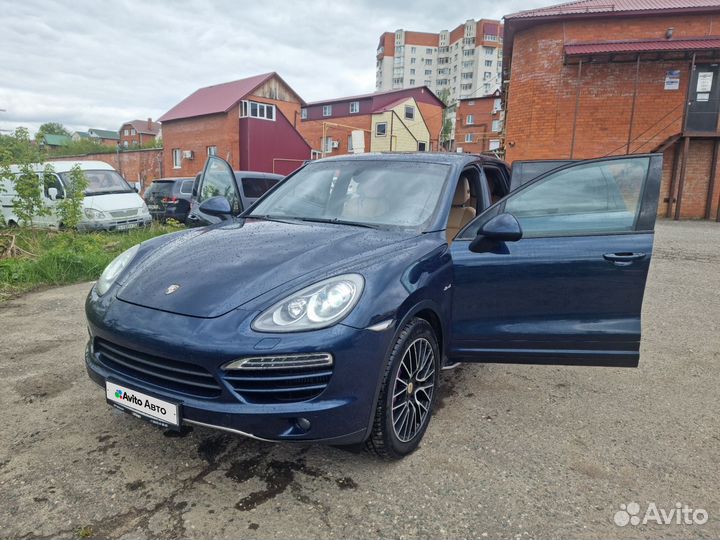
[85,152,661,459]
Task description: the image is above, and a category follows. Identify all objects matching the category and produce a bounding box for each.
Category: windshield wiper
[248,214,301,224]
[287,216,381,229]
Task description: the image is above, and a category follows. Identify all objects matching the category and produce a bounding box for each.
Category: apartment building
[454,90,504,153]
[376,19,503,102]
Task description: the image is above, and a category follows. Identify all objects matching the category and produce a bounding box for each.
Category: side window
[199,158,240,213]
[180,180,193,195]
[483,167,506,204]
[241,177,279,199]
[43,173,65,199]
[503,157,649,237]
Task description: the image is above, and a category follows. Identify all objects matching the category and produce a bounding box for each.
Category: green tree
[0,128,49,226]
[35,122,70,143]
[55,164,88,229]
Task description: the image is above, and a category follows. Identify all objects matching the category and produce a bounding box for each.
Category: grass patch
[0,223,183,301]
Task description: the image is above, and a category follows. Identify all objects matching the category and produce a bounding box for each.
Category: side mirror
[199,196,233,220]
[47,187,58,201]
[133,182,141,193]
[469,212,522,253]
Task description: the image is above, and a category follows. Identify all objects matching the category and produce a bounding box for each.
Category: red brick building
[455,90,503,153]
[297,87,445,156]
[119,119,161,148]
[503,0,720,219]
[158,73,311,177]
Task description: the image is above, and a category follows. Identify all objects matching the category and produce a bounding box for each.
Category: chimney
[147,117,152,130]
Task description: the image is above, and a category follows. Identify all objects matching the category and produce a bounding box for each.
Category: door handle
[603,252,646,266]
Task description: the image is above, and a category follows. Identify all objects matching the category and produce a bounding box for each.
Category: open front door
[449,154,662,367]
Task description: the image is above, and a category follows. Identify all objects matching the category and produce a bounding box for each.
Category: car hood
[116,219,414,318]
[84,192,145,212]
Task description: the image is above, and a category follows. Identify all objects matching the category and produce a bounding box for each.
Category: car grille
[93,338,222,398]
[110,208,138,218]
[222,354,334,403]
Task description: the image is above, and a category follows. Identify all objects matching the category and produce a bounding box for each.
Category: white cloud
[0,0,550,134]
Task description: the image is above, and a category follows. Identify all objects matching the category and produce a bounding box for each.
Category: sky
[0,0,550,135]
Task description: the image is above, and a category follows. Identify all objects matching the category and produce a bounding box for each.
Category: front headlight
[252,274,364,332]
[84,208,107,220]
[95,244,140,296]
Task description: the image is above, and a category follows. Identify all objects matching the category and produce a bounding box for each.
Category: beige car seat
[446,177,476,243]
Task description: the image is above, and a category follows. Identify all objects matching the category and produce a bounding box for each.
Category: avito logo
[116,389,168,416]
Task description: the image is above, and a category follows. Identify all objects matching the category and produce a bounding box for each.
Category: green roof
[42,134,71,146]
[73,131,91,139]
[89,128,119,140]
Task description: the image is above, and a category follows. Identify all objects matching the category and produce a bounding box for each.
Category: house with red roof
[119,118,161,147]
[296,86,445,156]
[158,72,311,176]
[503,0,720,219]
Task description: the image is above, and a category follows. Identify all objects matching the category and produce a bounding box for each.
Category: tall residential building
[375,19,503,102]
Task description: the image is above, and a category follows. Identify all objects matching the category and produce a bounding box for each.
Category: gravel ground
[0,220,718,539]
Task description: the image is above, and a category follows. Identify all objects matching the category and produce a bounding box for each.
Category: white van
[0,160,152,231]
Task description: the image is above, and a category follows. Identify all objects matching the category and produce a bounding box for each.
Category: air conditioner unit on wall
[182,150,194,160]
[331,140,340,149]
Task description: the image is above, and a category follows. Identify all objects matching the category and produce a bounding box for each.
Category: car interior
[446,173,477,243]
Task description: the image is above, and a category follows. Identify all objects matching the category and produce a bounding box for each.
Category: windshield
[144,181,175,198]
[249,160,450,228]
[60,169,133,196]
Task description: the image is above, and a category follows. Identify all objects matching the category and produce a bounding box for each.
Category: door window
[199,157,240,213]
[503,157,649,237]
[180,180,193,195]
[241,177,279,199]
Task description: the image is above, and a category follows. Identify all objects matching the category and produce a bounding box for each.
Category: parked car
[85,152,661,459]
[1,160,151,231]
[187,165,282,226]
[143,176,197,223]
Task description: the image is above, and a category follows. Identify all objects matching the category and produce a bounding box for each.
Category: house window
[492,119,503,132]
[410,58,416,64]
[425,48,432,54]
[485,60,493,67]
[418,141,427,151]
[411,46,416,54]
[131,129,136,135]
[207,145,217,156]
[301,108,307,119]
[484,47,494,56]
[376,122,387,136]
[349,101,360,114]
[172,148,182,169]
[123,129,129,136]
[405,105,415,120]
[324,136,334,153]
[461,83,472,91]
[464,133,473,143]
[409,79,415,85]
[463,49,475,56]
[484,72,492,80]
[425,59,432,65]
[123,140,128,148]
[241,100,275,120]
[348,135,354,152]
[462,72,473,79]
[489,139,500,150]
[425,69,432,75]
[466,114,474,125]
[322,105,332,117]
[493,98,502,112]
[410,68,415,75]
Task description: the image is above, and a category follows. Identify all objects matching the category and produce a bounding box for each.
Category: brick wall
[161,108,239,177]
[298,115,372,156]
[47,148,163,192]
[455,97,501,152]
[505,12,720,218]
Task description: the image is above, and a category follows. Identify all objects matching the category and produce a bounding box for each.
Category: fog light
[295,417,311,432]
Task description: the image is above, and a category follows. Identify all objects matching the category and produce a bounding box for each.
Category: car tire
[366,317,440,460]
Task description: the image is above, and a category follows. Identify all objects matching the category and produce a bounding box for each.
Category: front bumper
[85,291,394,444]
[78,215,152,232]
